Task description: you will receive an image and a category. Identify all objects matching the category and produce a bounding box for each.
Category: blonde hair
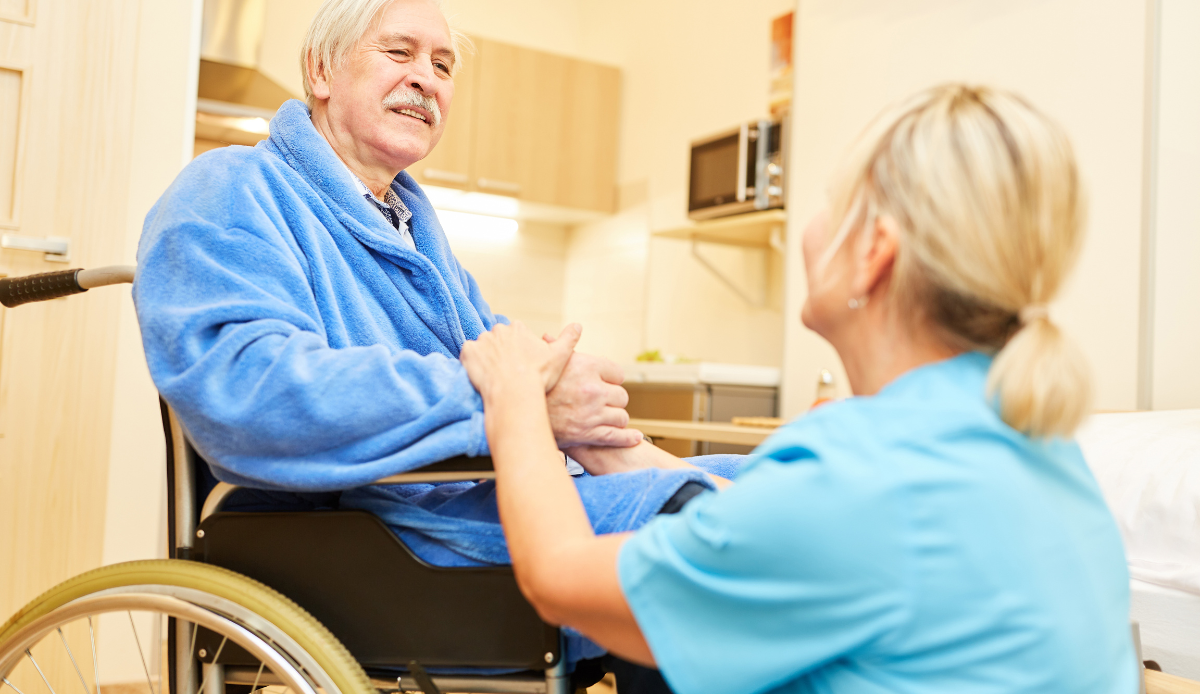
[300,0,472,109]
[827,84,1090,437]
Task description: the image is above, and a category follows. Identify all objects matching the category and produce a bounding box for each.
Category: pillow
[1077,410,1200,596]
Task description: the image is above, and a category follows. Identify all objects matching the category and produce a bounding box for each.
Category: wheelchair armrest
[372,455,495,485]
[200,456,496,523]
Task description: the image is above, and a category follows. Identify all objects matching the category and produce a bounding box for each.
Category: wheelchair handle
[0,265,135,308]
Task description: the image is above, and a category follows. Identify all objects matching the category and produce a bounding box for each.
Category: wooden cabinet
[408,37,621,214]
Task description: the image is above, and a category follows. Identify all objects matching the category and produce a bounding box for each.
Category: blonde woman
[459,84,1135,693]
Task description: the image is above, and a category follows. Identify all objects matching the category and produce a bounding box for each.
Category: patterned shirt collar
[347,172,412,231]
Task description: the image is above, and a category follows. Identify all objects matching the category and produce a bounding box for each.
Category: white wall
[781,0,1150,416]
[1149,0,1200,410]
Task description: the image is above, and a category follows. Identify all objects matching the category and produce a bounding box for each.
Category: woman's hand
[460,322,581,401]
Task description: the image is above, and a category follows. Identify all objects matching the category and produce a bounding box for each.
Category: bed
[1078,410,1200,681]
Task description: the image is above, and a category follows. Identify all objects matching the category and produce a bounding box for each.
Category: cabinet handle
[1,234,71,262]
[476,178,522,195]
[422,168,470,185]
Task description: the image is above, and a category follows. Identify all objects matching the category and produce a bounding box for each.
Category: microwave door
[688,129,741,214]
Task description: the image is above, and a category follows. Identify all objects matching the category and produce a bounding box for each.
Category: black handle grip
[0,269,87,308]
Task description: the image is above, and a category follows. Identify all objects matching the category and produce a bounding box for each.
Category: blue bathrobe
[135,99,739,664]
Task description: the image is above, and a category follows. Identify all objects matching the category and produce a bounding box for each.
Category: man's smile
[394,107,429,123]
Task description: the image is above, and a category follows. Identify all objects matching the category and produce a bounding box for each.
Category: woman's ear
[850,214,899,298]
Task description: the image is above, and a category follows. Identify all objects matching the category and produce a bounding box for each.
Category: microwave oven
[687,117,786,220]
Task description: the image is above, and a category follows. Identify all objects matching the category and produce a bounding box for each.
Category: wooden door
[0,0,146,689]
[407,44,477,190]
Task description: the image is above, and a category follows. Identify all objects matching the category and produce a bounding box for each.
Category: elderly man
[135,0,733,687]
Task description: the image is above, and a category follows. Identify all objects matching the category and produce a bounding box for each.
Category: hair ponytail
[988,316,1091,438]
[829,84,1092,438]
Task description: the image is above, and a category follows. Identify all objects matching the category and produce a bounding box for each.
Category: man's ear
[307,52,332,101]
[850,214,899,298]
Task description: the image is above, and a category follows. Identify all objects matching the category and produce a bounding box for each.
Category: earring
[848,296,869,310]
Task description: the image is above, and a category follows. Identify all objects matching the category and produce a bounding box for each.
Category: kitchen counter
[630,418,778,447]
[624,362,781,387]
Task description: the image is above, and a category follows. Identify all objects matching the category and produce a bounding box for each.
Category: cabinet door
[555,57,620,212]
[472,39,620,212]
[407,43,476,190]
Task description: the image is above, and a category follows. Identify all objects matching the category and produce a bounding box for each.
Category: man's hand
[565,440,675,476]
[545,342,642,449]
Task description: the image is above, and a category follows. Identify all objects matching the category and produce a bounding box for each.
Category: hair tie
[1018,304,1049,325]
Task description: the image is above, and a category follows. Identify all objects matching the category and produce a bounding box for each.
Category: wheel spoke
[24,650,56,694]
[3,676,30,694]
[195,637,227,694]
[56,628,92,694]
[87,618,100,694]
[127,613,158,694]
[249,663,264,694]
[184,622,198,694]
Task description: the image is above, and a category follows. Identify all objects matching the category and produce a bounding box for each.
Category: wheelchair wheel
[0,560,374,694]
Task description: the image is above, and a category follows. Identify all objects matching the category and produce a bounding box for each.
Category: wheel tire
[0,559,375,694]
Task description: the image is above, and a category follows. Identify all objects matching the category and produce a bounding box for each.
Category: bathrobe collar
[262,99,488,347]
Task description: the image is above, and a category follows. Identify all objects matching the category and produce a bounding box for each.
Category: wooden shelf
[652,209,787,248]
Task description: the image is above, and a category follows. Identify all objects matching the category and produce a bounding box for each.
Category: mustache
[382,88,442,127]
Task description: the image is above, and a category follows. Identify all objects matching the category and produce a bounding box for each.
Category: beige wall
[781,0,1150,416]
[563,0,794,366]
[444,220,571,338]
[444,0,625,68]
[97,0,202,684]
[1149,0,1200,410]
[101,0,201,569]
[257,0,316,98]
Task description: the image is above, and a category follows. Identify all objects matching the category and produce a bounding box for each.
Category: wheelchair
[0,267,592,694]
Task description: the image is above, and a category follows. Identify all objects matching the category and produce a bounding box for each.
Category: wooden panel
[472,38,568,206]
[0,0,142,691]
[555,58,619,212]
[0,0,34,25]
[472,38,619,212]
[0,65,24,223]
[408,45,475,190]
[1147,669,1200,694]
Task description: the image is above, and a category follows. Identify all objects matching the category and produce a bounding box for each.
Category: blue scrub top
[618,352,1135,694]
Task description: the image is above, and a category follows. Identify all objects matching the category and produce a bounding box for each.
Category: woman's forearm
[481,374,655,664]
[483,375,596,582]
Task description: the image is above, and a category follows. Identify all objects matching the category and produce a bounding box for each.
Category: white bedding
[1077,410,1200,678]
[1132,579,1200,679]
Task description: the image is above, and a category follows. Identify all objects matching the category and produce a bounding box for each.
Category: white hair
[825,84,1090,437]
[299,0,471,109]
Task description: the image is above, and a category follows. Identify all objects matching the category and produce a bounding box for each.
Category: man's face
[322,0,456,171]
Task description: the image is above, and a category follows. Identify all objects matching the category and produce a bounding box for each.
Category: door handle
[422,168,469,185]
[476,178,521,195]
[1,234,71,262]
